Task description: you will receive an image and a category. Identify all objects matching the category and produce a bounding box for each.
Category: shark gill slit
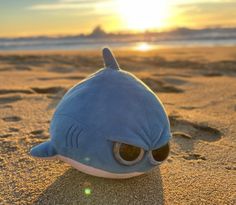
[70,126,77,148]
[66,125,74,147]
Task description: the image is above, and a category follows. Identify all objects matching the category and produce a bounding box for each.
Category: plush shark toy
[30,48,171,179]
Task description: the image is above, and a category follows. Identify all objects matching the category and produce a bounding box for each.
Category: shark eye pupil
[113,142,144,166]
[151,143,170,163]
[119,143,141,161]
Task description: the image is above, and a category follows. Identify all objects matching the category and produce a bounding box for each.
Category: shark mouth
[58,155,144,179]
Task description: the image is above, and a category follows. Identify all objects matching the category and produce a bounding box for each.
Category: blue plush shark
[30,48,171,179]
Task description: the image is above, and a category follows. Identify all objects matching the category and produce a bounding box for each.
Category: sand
[0,46,235,205]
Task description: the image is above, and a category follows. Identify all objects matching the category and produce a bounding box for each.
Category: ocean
[0,37,236,51]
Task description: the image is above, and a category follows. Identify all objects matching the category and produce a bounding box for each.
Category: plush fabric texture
[30,48,171,178]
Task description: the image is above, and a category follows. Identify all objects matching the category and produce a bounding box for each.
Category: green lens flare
[84,157,90,162]
[84,188,92,195]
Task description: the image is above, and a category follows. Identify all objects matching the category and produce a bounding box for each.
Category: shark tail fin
[30,141,57,159]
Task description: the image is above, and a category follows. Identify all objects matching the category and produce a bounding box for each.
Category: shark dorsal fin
[102,47,120,70]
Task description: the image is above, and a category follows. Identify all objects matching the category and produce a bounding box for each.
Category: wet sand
[0,46,235,204]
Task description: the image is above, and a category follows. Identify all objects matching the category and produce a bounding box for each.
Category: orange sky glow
[0,0,236,37]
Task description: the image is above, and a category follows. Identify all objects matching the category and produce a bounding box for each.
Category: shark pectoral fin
[30,141,57,159]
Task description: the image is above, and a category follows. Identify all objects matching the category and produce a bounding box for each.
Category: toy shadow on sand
[33,167,164,205]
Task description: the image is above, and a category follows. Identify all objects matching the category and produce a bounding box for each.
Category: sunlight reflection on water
[134,42,153,51]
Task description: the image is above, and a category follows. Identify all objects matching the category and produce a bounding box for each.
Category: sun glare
[117,0,170,31]
[135,42,152,51]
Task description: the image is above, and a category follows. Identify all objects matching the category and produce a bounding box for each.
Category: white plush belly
[58,155,144,179]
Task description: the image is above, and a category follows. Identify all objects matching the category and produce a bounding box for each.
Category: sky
[0,0,236,37]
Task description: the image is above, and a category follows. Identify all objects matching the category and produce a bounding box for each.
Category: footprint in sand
[2,116,22,122]
[0,89,34,95]
[30,86,67,110]
[178,106,200,110]
[202,72,223,77]
[0,133,13,138]
[30,130,44,135]
[0,66,32,72]
[154,73,191,78]
[169,115,222,142]
[142,77,184,93]
[48,66,77,73]
[9,127,20,132]
[38,75,85,81]
[0,95,22,104]
[30,129,49,139]
[31,86,66,94]
[183,153,207,161]
[0,105,13,109]
[161,77,188,86]
[169,115,222,159]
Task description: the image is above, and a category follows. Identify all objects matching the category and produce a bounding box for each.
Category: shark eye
[113,142,144,166]
[149,143,170,165]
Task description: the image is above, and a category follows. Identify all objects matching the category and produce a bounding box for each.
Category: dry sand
[0,46,235,205]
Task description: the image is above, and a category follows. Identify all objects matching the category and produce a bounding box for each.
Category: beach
[0,46,235,204]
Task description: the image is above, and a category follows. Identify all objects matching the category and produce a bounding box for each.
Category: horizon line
[1,25,236,39]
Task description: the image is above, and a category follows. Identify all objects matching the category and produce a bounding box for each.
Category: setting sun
[117,0,170,31]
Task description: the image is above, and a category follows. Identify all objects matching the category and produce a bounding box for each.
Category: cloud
[28,0,234,11]
[28,0,109,11]
[175,1,236,12]
[171,1,236,28]
[28,4,87,10]
[60,0,98,2]
[170,0,235,5]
